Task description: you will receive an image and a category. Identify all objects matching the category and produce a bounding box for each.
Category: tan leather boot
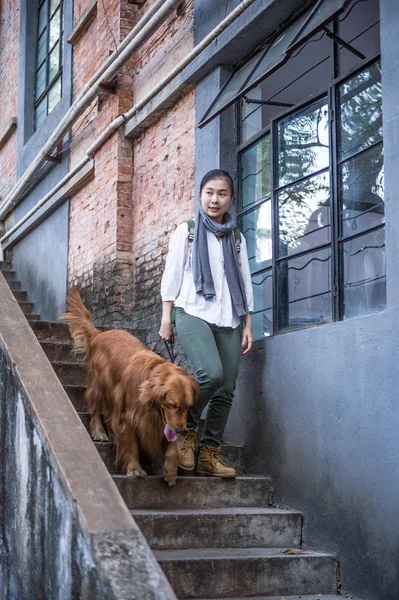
[197,445,236,478]
[176,428,198,471]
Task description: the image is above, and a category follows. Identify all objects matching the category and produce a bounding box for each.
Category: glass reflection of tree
[339,63,385,314]
[340,63,383,231]
[255,138,272,263]
[278,102,330,251]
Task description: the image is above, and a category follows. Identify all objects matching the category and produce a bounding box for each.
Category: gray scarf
[192,207,248,318]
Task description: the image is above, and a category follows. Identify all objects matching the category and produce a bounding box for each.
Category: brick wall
[0,0,196,333]
[133,0,194,104]
[0,1,20,200]
[68,0,195,335]
[131,88,195,348]
[68,0,137,327]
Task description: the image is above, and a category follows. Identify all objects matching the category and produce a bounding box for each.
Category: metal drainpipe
[0,0,183,222]
[0,0,257,259]
[88,0,258,153]
[0,156,92,251]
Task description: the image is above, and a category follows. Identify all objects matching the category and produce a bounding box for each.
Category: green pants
[174,307,241,447]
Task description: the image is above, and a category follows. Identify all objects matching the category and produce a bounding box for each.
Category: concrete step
[40,341,83,363]
[27,314,40,321]
[0,261,11,270]
[79,411,243,475]
[7,279,21,291]
[191,596,358,600]
[29,320,120,342]
[94,441,120,474]
[154,547,338,599]
[30,321,73,343]
[131,507,302,550]
[1,269,16,282]
[113,476,274,510]
[17,300,34,315]
[82,418,244,476]
[51,361,86,386]
[12,290,27,302]
[63,384,87,411]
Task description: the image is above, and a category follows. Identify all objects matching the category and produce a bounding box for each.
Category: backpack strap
[187,219,195,243]
[234,227,241,254]
[185,220,195,269]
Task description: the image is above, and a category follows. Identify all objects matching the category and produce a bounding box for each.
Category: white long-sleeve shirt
[161,222,254,328]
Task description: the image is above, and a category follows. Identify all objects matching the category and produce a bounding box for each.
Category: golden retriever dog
[62,288,198,486]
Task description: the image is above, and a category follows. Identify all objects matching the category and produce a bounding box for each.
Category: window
[34,0,63,129]
[236,0,383,338]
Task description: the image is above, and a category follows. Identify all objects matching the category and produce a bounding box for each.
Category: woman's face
[200,177,233,224]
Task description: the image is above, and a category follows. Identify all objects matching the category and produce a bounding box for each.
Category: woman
[159,169,253,477]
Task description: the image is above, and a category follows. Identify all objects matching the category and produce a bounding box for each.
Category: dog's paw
[164,473,177,487]
[91,431,109,442]
[126,465,147,478]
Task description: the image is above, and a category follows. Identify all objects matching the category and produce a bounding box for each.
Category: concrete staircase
[0,260,357,600]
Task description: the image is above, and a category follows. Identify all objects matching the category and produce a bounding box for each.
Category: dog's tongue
[164,424,178,442]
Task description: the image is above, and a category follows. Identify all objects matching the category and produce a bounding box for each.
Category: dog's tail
[62,288,100,355]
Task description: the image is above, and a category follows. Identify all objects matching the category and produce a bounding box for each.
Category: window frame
[17,0,72,177]
[237,50,383,337]
[34,0,64,130]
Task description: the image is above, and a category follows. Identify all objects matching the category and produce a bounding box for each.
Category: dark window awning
[198,0,349,128]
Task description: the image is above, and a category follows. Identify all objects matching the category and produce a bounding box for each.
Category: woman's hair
[199,169,235,197]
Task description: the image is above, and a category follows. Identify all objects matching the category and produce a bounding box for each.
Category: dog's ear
[190,377,200,403]
[139,379,165,405]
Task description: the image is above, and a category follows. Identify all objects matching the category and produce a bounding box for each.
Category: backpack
[186,220,242,264]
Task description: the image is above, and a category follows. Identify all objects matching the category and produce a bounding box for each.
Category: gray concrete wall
[0,273,176,600]
[220,2,399,599]
[12,202,69,322]
[0,357,105,599]
[8,0,75,321]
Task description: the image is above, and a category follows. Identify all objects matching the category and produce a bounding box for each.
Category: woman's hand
[241,325,253,355]
[160,301,175,342]
[159,321,174,343]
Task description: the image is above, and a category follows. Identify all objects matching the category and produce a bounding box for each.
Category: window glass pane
[38,0,48,35]
[278,171,330,257]
[241,201,272,273]
[277,248,332,331]
[252,269,273,338]
[48,77,62,113]
[241,135,271,209]
[37,30,47,66]
[50,0,60,16]
[200,10,309,126]
[338,0,380,76]
[246,10,310,85]
[202,0,347,128]
[241,30,333,143]
[49,41,60,81]
[287,0,347,52]
[49,8,61,49]
[35,62,46,99]
[343,227,386,318]
[338,61,382,161]
[277,97,329,187]
[340,143,384,239]
[205,50,265,124]
[35,97,47,128]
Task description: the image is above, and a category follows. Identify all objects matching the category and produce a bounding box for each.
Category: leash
[163,339,175,363]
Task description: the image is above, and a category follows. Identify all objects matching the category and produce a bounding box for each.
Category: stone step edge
[114,475,270,481]
[48,354,85,365]
[131,507,301,516]
[190,596,360,600]
[154,547,336,561]
[40,339,75,348]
